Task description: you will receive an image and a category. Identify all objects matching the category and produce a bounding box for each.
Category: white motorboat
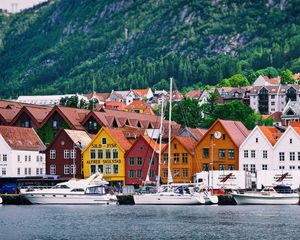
[232,185,299,205]
[21,173,118,205]
[197,190,218,205]
[134,186,205,205]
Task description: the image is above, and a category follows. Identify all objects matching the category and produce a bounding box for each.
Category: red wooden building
[45,129,92,178]
[125,135,165,188]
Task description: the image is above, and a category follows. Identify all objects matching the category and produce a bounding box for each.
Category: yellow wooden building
[160,136,198,183]
[82,127,132,185]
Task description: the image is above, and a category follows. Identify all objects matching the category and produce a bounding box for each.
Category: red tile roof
[105,101,126,111]
[132,89,149,97]
[83,93,110,101]
[0,108,19,123]
[259,126,282,146]
[0,126,45,151]
[185,90,203,99]
[125,100,149,110]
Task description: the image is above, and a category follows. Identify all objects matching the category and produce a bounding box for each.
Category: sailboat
[133,78,205,205]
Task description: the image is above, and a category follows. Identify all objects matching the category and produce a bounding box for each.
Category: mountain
[0,0,300,98]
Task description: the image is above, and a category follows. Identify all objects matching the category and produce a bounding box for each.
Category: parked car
[0,183,17,194]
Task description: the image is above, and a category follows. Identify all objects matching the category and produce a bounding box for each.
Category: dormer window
[53,120,58,129]
[102,137,107,145]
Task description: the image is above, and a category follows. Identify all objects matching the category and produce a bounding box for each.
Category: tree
[164,98,203,128]
[218,74,250,87]
[280,69,294,84]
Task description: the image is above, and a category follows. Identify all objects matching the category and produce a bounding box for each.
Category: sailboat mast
[167,77,173,187]
[157,98,164,190]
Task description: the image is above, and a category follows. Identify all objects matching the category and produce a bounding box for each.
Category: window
[98,165,103,174]
[2,168,6,176]
[219,164,225,170]
[243,164,249,171]
[17,155,20,162]
[182,169,188,178]
[36,168,39,175]
[163,153,168,164]
[28,156,31,162]
[262,150,268,159]
[28,168,31,175]
[105,165,111,174]
[298,152,300,161]
[173,169,180,178]
[105,149,111,159]
[70,149,76,159]
[149,170,155,178]
[251,150,256,158]
[52,120,58,129]
[50,165,56,174]
[163,169,168,178]
[279,152,285,161]
[3,154,7,161]
[112,149,118,159]
[228,149,235,159]
[219,149,225,159]
[271,102,275,106]
[90,149,96,159]
[113,165,119,174]
[174,153,180,164]
[244,150,248,158]
[24,168,27,175]
[256,138,258,143]
[24,120,30,128]
[25,155,27,161]
[17,168,21,175]
[128,170,135,178]
[290,152,295,161]
[262,164,268,170]
[290,138,293,144]
[137,157,142,165]
[64,150,70,159]
[222,134,226,140]
[203,163,209,171]
[49,150,56,160]
[36,155,39,162]
[228,165,234,170]
[279,166,285,170]
[290,166,295,170]
[102,138,107,145]
[64,165,70,174]
[203,148,209,158]
[40,155,43,162]
[138,146,144,151]
[250,164,256,173]
[174,143,177,149]
[129,157,134,165]
[98,149,103,159]
[136,170,142,178]
[182,153,188,164]
[271,95,275,99]
[40,168,43,175]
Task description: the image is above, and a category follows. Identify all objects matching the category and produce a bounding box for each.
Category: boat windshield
[70,188,85,192]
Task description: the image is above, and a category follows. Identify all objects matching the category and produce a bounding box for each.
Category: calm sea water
[0,205,299,240]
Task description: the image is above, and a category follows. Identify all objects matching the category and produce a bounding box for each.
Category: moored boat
[232,185,299,205]
[21,173,118,205]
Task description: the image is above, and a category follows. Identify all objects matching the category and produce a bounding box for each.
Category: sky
[0,0,48,13]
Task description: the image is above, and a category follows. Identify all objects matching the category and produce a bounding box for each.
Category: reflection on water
[0,205,299,240]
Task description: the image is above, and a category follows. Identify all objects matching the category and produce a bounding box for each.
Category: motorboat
[197,189,219,205]
[232,185,299,205]
[134,186,205,205]
[21,173,118,205]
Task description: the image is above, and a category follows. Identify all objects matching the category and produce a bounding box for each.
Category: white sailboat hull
[22,193,118,205]
[232,193,299,205]
[134,193,204,205]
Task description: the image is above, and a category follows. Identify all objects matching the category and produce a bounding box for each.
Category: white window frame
[50,150,56,159]
[50,165,56,175]
[64,150,70,159]
[64,165,70,174]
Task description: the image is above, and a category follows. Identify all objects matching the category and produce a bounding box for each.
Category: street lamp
[73,141,82,179]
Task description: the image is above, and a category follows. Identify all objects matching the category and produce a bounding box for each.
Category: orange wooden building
[160,136,198,183]
[194,119,249,172]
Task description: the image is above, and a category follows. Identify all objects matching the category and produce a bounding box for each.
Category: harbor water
[0,205,299,240]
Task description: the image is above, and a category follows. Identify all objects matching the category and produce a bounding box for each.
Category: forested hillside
[0,0,300,98]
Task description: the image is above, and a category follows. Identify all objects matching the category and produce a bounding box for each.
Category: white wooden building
[0,126,46,177]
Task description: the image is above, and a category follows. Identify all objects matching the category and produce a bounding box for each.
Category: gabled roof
[171,90,184,100]
[81,111,109,127]
[132,89,149,98]
[64,129,92,148]
[10,105,52,128]
[83,93,110,102]
[162,136,197,155]
[185,90,203,99]
[41,106,90,130]
[197,119,249,148]
[0,126,45,151]
[0,108,19,124]
[105,101,126,111]
[258,126,282,146]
